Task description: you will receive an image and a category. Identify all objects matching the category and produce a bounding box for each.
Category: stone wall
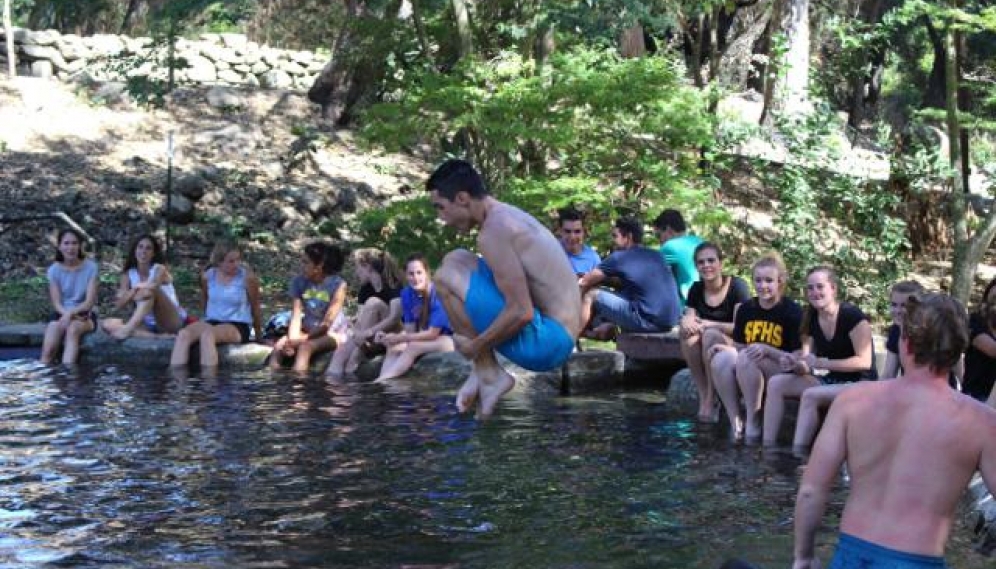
[0,27,325,90]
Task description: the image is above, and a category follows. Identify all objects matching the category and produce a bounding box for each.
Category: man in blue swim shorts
[792,293,996,569]
[427,159,582,418]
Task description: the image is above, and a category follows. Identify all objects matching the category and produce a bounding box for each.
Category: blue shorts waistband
[830,532,946,569]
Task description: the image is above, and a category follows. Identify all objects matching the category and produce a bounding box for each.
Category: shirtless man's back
[793,292,996,568]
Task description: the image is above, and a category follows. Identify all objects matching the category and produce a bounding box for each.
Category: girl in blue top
[41,228,100,364]
[269,242,348,372]
[170,241,262,368]
[373,254,453,381]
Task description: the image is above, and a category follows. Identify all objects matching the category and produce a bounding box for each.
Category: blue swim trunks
[464,258,574,372]
[829,532,946,569]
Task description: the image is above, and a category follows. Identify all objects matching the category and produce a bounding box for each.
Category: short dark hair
[891,280,924,296]
[558,207,584,225]
[426,159,489,200]
[304,242,344,275]
[614,217,644,244]
[652,209,686,233]
[55,228,88,262]
[124,234,165,272]
[901,292,968,375]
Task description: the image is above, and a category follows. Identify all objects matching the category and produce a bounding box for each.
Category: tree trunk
[775,0,809,113]
[945,20,970,303]
[620,23,646,59]
[3,0,15,78]
[923,17,946,109]
[120,0,142,34]
[409,0,432,63]
[451,0,472,60]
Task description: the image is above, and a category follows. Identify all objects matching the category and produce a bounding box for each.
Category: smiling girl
[762,266,877,448]
[679,242,751,422]
[373,253,453,381]
[101,234,187,340]
[709,252,803,441]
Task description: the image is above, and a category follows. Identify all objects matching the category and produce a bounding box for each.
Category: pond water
[0,360,990,569]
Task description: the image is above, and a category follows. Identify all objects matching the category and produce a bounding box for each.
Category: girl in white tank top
[100,235,187,340]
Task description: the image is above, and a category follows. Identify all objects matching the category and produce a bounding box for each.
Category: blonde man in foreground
[793,292,996,569]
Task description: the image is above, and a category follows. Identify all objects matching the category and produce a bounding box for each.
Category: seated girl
[963,277,996,407]
[40,228,100,365]
[101,234,187,339]
[327,248,404,378]
[269,242,348,372]
[678,242,751,422]
[762,266,877,449]
[373,254,454,381]
[710,252,803,441]
[170,241,262,368]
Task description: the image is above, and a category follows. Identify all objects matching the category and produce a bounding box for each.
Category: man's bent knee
[435,249,478,293]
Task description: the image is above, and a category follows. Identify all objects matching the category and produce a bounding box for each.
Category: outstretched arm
[794,393,848,568]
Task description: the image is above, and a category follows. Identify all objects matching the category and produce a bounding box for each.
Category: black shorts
[49,310,97,330]
[206,320,251,343]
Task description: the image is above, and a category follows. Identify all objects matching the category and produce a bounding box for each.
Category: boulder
[30,60,53,79]
[165,194,195,224]
[88,34,126,57]
[206,86,245,109]
[260,69,293,89]
[174,173,207,201]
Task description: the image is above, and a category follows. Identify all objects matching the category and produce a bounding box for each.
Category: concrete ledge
[0,323,46,346]
[616,331,683,362]
[79,330,275,369]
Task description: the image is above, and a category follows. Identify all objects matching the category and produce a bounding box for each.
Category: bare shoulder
[836,379,889,406]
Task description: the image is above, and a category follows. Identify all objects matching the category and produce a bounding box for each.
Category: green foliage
[757,105,909,315]
[348,197,474,269]
[359,46,722,259]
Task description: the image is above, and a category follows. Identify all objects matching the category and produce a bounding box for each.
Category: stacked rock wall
[0,27,325,90]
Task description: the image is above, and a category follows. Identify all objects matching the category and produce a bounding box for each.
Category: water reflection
[0,359,990,568]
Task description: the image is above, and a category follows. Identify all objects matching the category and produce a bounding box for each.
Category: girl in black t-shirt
[963,277,996,404]
[709,252,803,441]
[763,266,877,449]
[679,242,751,422]
[327,248,404,378]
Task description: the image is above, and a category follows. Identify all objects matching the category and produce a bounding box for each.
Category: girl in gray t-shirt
[41,229,99,365]
[269,242,347,373]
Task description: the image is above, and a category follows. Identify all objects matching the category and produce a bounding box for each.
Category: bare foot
[729,416,745,441]
[455,373,479,413]
[476,367,515,419]
[744,419,762,442]
[697,402,719,423]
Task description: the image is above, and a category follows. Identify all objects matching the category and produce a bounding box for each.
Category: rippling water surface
[0,359,989,568]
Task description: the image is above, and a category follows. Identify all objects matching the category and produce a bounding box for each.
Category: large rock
[165,194,195,224]
[260,69,293,89]
[79,330,272,368]
[206,85,245,109]
[174,173,208,201]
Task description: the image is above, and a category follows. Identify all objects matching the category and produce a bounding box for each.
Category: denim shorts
[593,290,670,333]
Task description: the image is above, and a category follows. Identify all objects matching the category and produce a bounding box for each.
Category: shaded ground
[0,76,428,322]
